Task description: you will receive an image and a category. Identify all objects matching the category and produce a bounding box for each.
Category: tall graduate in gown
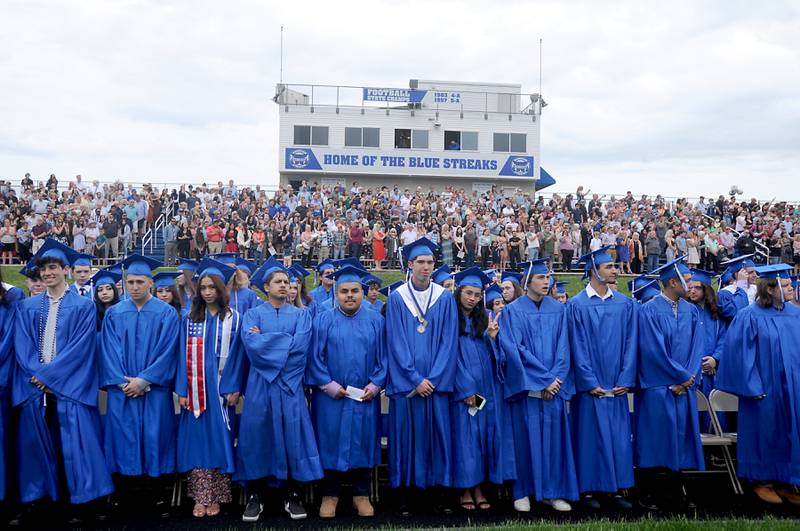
[175,259,245,518]
[236,257,322,523]
[0,270,25,501]
[309,259,335,306]
[450,267,515,512]
[635,257,705,510]
[306,265,387,519]
[99,254,180,509]
[567,249,637,509]
[716,264,800,505]
[12,239,114,509]
[498,258,578,513]
[717,255,755,323]
[385,238,458,515]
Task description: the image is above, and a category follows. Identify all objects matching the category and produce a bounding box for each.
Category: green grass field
[0,265,634,299]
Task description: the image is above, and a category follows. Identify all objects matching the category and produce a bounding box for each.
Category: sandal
[206,503,221,516]
[192,503,207,517]
[459,494,476,511]
[476,499,491,510]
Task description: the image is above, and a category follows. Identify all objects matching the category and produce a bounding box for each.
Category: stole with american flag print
[186,320,207,417]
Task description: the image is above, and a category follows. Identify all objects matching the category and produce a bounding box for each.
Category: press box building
[274,79,556,193]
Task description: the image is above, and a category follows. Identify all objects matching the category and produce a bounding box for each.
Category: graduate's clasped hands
[542,378,563,400]
[670,376,695,396]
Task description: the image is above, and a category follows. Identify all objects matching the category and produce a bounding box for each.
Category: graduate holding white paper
[567,248,637,510]
[497,258,578,513]
[385,237,458,516]
[306,265,387,519]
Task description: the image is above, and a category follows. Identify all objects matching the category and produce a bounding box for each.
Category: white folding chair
[695,389,743,494]
[709,389,738,441]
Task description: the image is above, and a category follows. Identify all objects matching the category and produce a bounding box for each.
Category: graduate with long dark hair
[152,272,183,316]
[175,258,244,518]
[450,267,515,512]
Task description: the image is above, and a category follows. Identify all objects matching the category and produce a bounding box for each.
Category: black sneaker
[242,494,263,523]
[612,494,633,510]
[284,493,307,520]
[583,495,601,510]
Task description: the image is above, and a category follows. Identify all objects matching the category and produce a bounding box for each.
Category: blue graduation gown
[176,310,244,474]
[716,304,800,485]
[566,290,637,494]
[717,286,748,324]
[385,283,458,488]
[234,302,322,482]
[100,297,180,476]
[498,295,578,501]
[450,319,515,488]
[371,299,385,312]
[634,296,705,471]
[694,304,726,431]
[230,287,260,317]
[310,285,333,306]
[13,290,114,504]
[0,287,24,500]
[306,306,386,471]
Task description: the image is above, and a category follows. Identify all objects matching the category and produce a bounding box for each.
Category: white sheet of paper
[345,385,365,402]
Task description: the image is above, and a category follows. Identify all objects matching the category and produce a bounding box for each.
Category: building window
[445,130,478,151]
[444,131,461,150]
[294,125,328,146]
[395,129,411,149]
[412,129,428,149]
[493,132,526,153]
[345,127,380,148]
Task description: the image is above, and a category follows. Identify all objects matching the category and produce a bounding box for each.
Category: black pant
[561,249,574,271]
[321,469,370,497]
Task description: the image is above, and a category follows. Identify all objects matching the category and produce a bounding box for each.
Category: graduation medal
[408,281,433,334]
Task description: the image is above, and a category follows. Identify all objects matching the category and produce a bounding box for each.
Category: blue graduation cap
[483,269,497,282]
[754,263,793,280]
[379,281,403,298]
[152,271,182,289]
[334,257,366,271]
[432,264,452,285]
[236,258,256,275]
[555,282,568,295]
[250,256,288,293]
[650,255,690,283]
[176,258,199,273]
[91,269,122,288]
[211,252,239,267]
[627,275,661,303]
[34,238,80,267]
[330,265,371,286]
[119,254,162,278]
[501,271,523,286]
[578,246,614,279]
[71,253,95,268]
[690,268,716,287]
[484,284,503,304]
[316,259,336,273]
[361,274,383,294]
[791,275,800,289]
[102,263,123,275]
[453,266,492,289]
[289,263,310,281]
[196,257,236,284]
[520,258,551,283]
[719,268,734,286]
[720,254,755,273]
[402,237,438,262]
[548,275,556,290]
[20,257,40,278]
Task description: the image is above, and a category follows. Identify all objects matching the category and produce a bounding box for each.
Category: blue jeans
[647,254,660,273]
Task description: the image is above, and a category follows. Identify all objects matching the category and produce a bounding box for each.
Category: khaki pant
[207,240,224,255]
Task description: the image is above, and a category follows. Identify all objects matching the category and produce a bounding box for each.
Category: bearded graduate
[450,267,515,512]
[497,258,577,513]
[236,257,322,523]
[635,256,705,511]
[0,269,24,503]
[306,265,387,519]
[99,254,180,514]
[175,259,244,518]
[385,237,458,516]
[716,264,800,505]
[567,248,637,510]
[12,239,114,516]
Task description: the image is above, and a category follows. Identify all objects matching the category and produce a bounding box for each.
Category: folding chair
[694,390,743,494]
[709,389,738,441]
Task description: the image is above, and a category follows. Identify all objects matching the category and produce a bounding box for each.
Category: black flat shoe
[583,496,601,510]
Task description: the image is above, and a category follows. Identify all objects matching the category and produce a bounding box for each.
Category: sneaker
[543,498,572,512]
[513,496,531,512]
[582,495,601,510]
[242,494,263,522]
[612,494,633,510]
[285,493,307,520]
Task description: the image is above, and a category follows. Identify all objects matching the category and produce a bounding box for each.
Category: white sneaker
[513,496,531,512]
[544,498,572,512]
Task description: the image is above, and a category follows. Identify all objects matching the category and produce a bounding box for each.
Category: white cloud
[0,0,798,199]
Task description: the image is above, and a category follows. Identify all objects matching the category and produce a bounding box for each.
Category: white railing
[140,198,174,256]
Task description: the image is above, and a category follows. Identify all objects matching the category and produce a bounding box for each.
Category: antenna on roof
[280,25,284,84]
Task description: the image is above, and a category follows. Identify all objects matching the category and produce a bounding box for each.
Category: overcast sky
[1,0,798,199]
